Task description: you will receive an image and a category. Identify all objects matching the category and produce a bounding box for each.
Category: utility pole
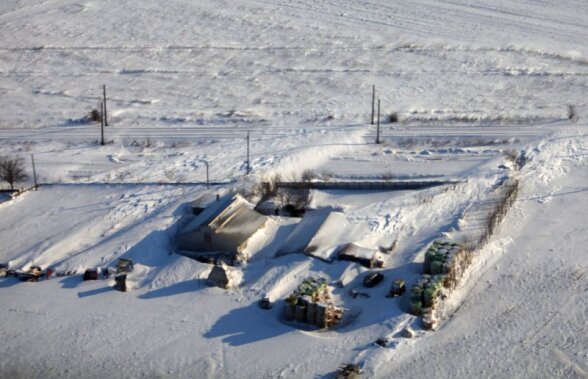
[371,84,376,125]
[100,101,105,146]
[205,160,209,189]
[103,84,108,126]
[246,131,250,175]
[31,154,38,189]
[376,99,381,144]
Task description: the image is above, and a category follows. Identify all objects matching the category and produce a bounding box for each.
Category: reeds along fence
[410,179,520,329]
[475,179,520,248]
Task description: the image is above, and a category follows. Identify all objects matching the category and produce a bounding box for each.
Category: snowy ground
[1,0,587,378]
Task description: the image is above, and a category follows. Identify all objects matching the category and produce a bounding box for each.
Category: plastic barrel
[410,300,422,316]
[431,260,443,275]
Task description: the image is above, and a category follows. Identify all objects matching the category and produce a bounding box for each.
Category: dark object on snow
[363,272,384,288]
[330,280,344,288]
[281,203,305,217]
[6,269,17,277]
[116,258,134,273]
[258,295,273,310]
[337,243,382,269]
[89,109,102,123]
[113,274,127,292]
[208,264,233,289]
[386,279,406,297]
[0,263,7,277]
[195,255,218,265]
[337,363,361,379]
[375,337,389,347]
[401,326,415,338]
[83,269,99,281]
[57,269,77,277]
[102,267,113,278]
[349,289,370,299]
[19,266,43,282]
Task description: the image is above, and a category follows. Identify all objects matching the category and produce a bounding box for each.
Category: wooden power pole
[31,154,38,189]
[246,131,250,175]
[103,84,108,126]
[376,99,381,144]
[371,84,376,125]
[100,102,105,146]
[205,161,209,189]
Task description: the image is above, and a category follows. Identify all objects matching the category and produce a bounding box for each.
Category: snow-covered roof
[277,208,333,256]
[209,194,268,242]
[305,213,370,261]
[276,208,370,261]
[181,194,234,234]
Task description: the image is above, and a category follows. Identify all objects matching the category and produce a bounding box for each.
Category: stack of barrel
[409,274,445,317]
[284,277,342,328]
[423,241,469,290]
[410,240,471,330]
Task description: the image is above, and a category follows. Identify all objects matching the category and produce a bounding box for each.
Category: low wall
[275,180,460,191]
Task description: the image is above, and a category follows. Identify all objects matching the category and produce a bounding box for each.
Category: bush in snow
[568,105,579,123]
[89,108,102,123]
[301,169,317,182]
[0,156,28,190]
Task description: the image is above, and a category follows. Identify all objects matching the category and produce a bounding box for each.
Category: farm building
[176,194,269,260]
[277,208,370,262]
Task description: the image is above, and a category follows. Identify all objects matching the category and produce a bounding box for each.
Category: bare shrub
[89,109,101,123]
[382,172,397,181]
[397,138,418,149]
[301,169,316,183]
[164,169,178,182]
[235,177,265,204]
[568,105,579,122]
[0,156,28,190]
[389,112,399,123]
[503,149,518,164]
[115,170,130,182]
[277,188,310,215]
[320,170,333,181]
[264,173,281,197]
[22,141,35,152]
[170,140,191,149]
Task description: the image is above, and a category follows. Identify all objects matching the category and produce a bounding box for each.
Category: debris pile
[337,243,383,268]
[18,266,43,282]
[0,263,8,277]
[284,277,343,328]
[336,363,361,379]
[411,240,471,330]
[116,258,134,273]
[113,274,127,292]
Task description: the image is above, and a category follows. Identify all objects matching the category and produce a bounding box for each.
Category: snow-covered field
[1,0,587,378]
